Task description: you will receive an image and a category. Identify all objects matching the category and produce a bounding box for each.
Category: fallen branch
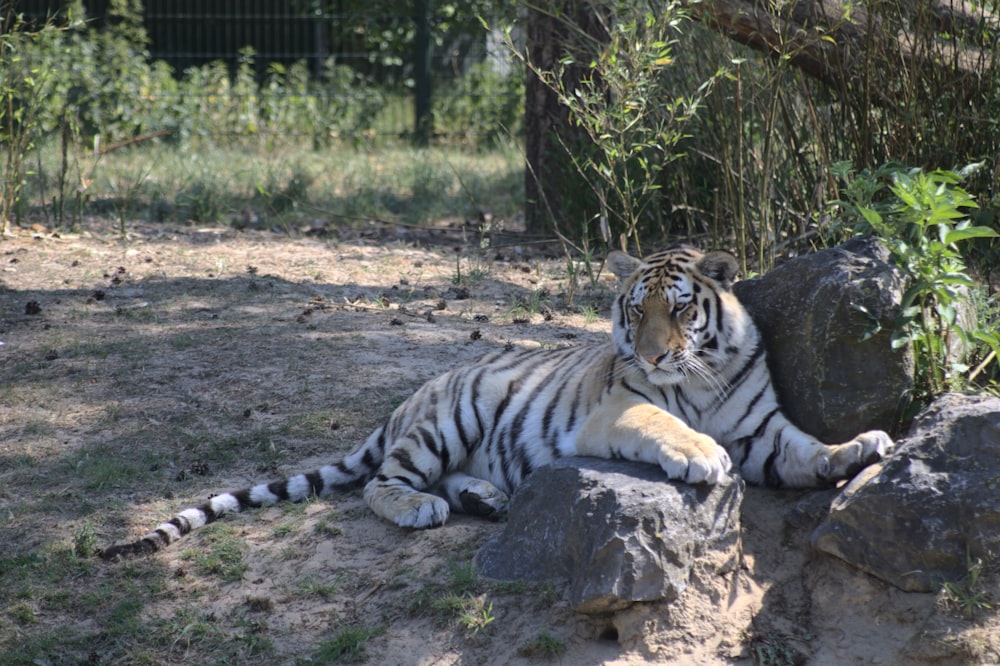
[98,129,172,155]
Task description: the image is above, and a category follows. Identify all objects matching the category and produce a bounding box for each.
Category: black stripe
[713,291,725,331]
[519,455,533,482]
[390,447,429,485]
[752,407,780,438]
[734,438,752,466]
[361,446,378,471]
[268,481,290,501]
[153,528,174,545]
[426,425,451,472]
[615,295,629,331]
[416,425,439,455]
[541,384,561,448]
[497,428,520,491]
[674,387,702,422]
[201,502,219,522]
[720,341,764,402]
[763,426,788,487]
[606,356,621,392]
[658,385,677,412]
[447,370,475,456]
[762,447,781,488]
[382,474,417,487]
[492,372,527,425]
[736,407,780,468]
[305,471,324,496]
[469,368,488,445]
[737,384,775,425]
[507,349,582,449]
[453,395,474,455]
[566,376,586,435]
[622,378,655,402]
[168,516,191,535]
[232,489,253,508]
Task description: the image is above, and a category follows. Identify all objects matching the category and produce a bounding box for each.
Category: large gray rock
[733,237,913,442]
[475,457,743,613]
[811,393,1000,592]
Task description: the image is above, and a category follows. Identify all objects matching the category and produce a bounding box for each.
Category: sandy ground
[2,218,997,665]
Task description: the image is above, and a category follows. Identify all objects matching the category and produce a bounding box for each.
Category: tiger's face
[607,246,742,386]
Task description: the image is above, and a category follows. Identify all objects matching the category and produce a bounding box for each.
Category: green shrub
[831,162,1000,406]
[434,61,524,146]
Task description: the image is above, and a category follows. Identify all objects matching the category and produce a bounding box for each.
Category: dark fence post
[413,0,432,146]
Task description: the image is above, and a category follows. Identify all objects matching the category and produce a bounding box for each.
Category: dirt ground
[2,218,997,665]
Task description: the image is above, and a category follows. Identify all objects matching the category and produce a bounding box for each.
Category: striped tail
[100,441,383,560]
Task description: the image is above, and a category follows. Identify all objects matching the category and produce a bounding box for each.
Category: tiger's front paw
[819,430,894,481]
[658,435,732,485]
[392,494,450,529]
[459,482,509,520]
[854,430,894,462]
[364,480,450,529]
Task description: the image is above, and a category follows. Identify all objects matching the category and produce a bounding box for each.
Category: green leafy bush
[832,162,1000,404]
[434,61,524,146]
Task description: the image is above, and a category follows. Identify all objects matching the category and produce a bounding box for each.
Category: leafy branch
[833,162,1000,402]
[502,0,723,253]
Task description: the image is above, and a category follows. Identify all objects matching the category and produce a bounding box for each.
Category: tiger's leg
[741,423,893,487]
[363,431,453,529]
[434,472,508,520]
[575,399,732,484]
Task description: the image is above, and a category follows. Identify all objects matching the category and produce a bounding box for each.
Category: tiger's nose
[645,353,667,365]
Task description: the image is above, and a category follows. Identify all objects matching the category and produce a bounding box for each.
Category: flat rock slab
[476,457,744,613]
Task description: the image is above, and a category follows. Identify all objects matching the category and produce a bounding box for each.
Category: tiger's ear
[607,250,642,281]
[696,251,739,289]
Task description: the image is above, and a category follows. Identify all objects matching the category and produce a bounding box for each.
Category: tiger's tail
[99,429,385,560]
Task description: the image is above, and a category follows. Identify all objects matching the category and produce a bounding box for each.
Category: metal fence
[12,0,521,142]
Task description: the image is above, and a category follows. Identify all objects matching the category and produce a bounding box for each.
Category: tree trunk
[523,3,609,234]
[523,7,565,233]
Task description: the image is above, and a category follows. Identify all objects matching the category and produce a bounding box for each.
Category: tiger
[100,244,893,560]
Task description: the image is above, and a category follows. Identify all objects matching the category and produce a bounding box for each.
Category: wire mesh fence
[10,0,522,144]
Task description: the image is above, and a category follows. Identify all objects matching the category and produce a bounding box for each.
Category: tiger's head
[607,245,751,386]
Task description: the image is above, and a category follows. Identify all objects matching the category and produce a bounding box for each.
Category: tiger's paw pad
[659,438,732,485]
[459,484,509,520]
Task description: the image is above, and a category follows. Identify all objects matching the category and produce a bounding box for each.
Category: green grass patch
[519,630,568,659]
[292,576,341,599]
[72,444,158,491]
[25,141,524,235]
[181,525,249,583]
[202,427,285,469]
[304,623,383,664]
